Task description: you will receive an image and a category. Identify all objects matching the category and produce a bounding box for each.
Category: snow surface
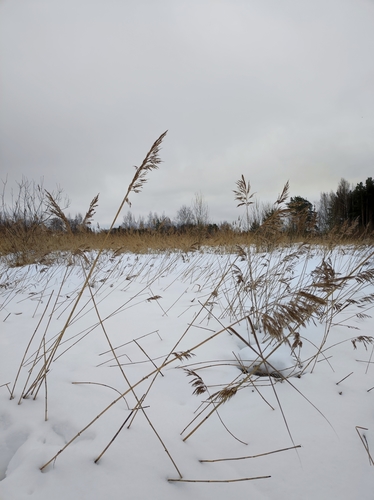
[0,247,374,499]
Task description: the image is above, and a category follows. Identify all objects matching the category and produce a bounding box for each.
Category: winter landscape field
[1,243,374,500]
[2,0,374,497]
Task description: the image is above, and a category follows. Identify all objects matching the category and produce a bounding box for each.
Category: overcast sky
[1,0,374,226]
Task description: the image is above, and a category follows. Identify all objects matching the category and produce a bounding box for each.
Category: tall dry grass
[2,213,372,268]
[2,167,373,268]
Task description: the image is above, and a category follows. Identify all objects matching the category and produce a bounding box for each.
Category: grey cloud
[1,0,374,225]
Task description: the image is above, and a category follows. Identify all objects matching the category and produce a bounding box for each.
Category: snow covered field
[1,245,374,499]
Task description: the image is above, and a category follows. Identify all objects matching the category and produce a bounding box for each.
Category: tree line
[318,177,374,232]
[1,175,373,239]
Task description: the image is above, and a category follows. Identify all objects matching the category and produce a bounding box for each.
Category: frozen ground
[0,245,374,499]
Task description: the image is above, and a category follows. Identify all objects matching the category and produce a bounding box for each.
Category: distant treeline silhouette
[1,176,373,239]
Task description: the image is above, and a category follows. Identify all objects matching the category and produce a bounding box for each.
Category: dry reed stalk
[233,174,255,231]
[0,383,11,396]
[163,287,189,315]
[42,336,48,421]
[355,426,374,466]
[45,191,72,234]
[94,395,146,464]
[138,405,183,478]
[298,337,335,373]
[98,329,160,357]
[147,288,167,315]
[168,476,271,483]
[210,396,248,445]
[179,400,208,435]
[72,382,130,407]
[336,372,354,385]
[81,194,99,229]
[133,339,164,376]
[365,344,374,375]
[199,444,301,462]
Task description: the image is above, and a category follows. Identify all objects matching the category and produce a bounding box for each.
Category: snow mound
[235,342,301,378]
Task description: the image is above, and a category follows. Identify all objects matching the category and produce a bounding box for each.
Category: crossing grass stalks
[1,139,374,484]
[14,131,168,400]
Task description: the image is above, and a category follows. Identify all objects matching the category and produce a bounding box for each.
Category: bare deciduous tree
[192,192,209,227]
